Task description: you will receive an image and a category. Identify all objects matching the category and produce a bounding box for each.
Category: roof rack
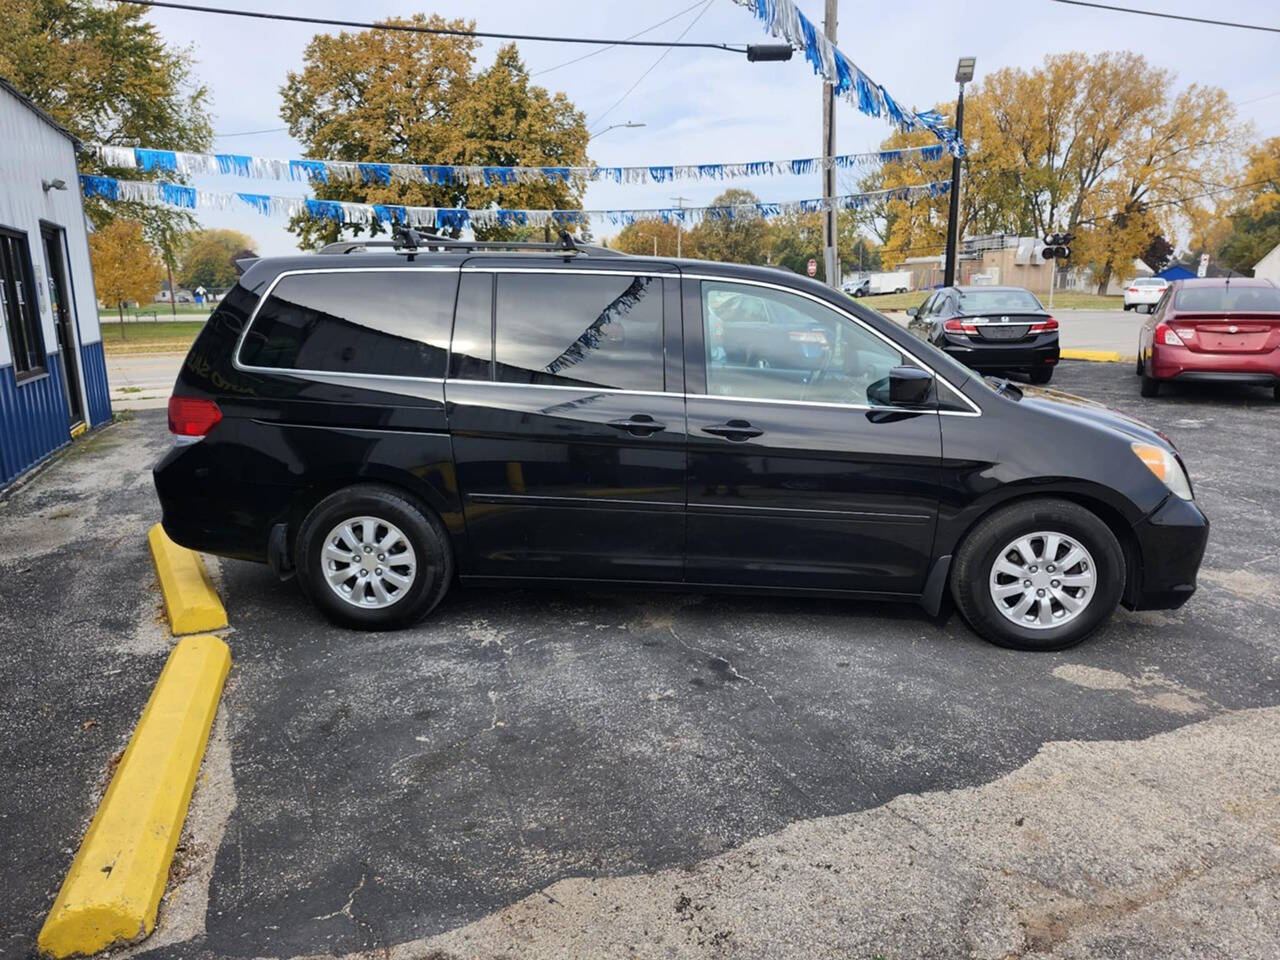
[317,227,625,259]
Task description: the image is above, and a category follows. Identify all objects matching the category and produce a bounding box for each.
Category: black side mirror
[888,366,934,405]
[906,306,919,317]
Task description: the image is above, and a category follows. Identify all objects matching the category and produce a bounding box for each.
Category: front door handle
[607,414,667,436]
[702,419,763,441]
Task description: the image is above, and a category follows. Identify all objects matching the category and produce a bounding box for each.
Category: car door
[683,276,943,595]
[446,261,687,582]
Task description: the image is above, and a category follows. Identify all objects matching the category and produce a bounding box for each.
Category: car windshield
[1175,285,1280,312]
[955,289,1042,313]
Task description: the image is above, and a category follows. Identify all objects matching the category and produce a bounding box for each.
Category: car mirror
[888,365,934,406]
[906,307,919,317]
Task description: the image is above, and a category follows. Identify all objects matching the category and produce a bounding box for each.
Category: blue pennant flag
[305,199,344,221]
[79,175,119,201]
[236,192,271,215]
[158,182,197,208]
[372,204,406,224]
[135,148,178,172]
[358,163,392,185]
[289,160,328,183]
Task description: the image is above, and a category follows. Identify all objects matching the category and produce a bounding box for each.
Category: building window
[0,227,47,380]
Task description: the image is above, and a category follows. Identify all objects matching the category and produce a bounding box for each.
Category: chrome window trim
[444,379,677,399]
[232,266,459,379]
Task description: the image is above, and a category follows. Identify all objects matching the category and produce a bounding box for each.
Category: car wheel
[1135,354,1144,375]
[950,498,1125,651]
[1139,373,1160,397]
[1029,367,1053,385]
[296,484,453,630]
[1123,304,1131,312]
[1274,384,1280,402]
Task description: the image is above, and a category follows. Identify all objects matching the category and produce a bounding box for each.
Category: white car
[1124,277,1168,312]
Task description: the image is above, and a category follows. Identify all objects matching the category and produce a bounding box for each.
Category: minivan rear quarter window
[239,270,458,378]
[492,273,664,391]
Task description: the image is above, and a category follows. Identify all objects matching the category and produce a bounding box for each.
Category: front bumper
[940,333,1060,371]
[1126,494,1209,610]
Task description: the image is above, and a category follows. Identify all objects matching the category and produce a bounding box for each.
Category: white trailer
[846,271,913,297]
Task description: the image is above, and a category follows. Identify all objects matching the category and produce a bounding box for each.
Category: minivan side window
[449,271,494,380]
[702,281,906,406]
[239,270,457,378]
[492,273,664,391]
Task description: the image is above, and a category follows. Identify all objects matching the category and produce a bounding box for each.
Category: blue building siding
[81,339,113,427]
[0,353,72,489]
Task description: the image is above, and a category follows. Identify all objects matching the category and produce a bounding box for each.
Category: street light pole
[671,195,689,258]
[943,56,975,288]
[821,0,838,289]
[588,121,646,141]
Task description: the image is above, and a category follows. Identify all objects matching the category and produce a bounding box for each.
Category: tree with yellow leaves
[613,220,691,258]
[865,52,1239,289]
[88,220,164,335]
[279,16,589,247]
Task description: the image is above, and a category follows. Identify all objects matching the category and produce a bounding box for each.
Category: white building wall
[1253,244,1280,283]
[0,82,103,379]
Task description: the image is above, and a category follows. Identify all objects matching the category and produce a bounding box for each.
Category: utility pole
[671,195,689,258]
[943,57,976,287]
[821,0,838,289]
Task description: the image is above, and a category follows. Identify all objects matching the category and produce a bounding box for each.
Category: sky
[135,0,1280,257]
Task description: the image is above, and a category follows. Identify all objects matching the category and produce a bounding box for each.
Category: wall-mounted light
[42,178,68,192]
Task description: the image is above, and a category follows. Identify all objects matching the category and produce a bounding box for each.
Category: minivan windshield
[955,289,1043,313]
[1175,285,1280,312]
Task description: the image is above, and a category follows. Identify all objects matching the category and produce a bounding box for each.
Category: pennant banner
[731,0,963,155]
[80,174,950,229]
[87,143,946,187]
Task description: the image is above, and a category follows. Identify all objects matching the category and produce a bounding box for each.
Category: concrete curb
[36,634,232,958]
[1061,348,1130,363]
[148,524,227,635]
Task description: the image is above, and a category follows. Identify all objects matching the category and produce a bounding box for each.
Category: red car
[1137,278,1280,400]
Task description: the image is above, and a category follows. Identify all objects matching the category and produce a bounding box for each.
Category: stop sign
[806,258,817,277]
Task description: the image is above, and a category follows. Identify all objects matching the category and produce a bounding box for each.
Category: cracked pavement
[2,361,1278,959]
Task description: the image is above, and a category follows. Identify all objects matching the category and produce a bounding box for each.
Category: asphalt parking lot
[3,361,1279,960]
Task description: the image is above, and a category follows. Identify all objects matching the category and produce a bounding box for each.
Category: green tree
[0,0,212,232]
[687,190,770,265]
[279,17,589,248]
[88,219,164,335]
[612,220,694,257]
[179,229,256,290]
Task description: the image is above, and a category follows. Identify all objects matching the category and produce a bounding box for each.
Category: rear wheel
[1029,367,1053,385]
[1274,384,1280,402]
[951,498,1124,651]
[1140,373,1161,397]
[296,484,453,630]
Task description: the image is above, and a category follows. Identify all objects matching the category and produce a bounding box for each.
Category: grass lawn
[101,319,205,355]
[850,290,1126,312]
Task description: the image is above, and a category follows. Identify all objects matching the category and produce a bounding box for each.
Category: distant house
[156,279,194,303]
[0,75,112,489]
[1254,243,1280,284]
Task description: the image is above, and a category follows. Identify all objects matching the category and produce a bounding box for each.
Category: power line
[214,126,287,138]
[1239,91,1280,106]
[589,0,714,131]
[1048,0,1280,34]
[114,0,750,51]
[533,0,709,77]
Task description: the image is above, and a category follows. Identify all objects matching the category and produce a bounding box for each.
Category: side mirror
[906,306,919,317]
[888,366,933,406]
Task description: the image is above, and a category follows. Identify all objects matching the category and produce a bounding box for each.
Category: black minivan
[154,234,1208,650]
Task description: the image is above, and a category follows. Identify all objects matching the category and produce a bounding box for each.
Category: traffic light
[1041,233,1074,261]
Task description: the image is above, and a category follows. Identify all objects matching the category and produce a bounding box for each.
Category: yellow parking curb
[148,524,227,635]
[1061,348,1128,363]
[37,634,232,958]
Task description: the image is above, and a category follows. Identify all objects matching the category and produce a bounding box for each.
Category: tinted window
[703,282,906,406]
[1134,277,1165,286]
[0,228,46,378]
[239,270,457,377]
[493,273,664,391]
[955,289,1042,312]
[1175,285,1280,312]
[449,271,493,380]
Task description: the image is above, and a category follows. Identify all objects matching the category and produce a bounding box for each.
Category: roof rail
[317,227,626,258]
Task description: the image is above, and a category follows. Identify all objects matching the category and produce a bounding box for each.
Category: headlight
[1131,442,1193,500]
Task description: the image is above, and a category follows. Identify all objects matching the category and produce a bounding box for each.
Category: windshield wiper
[985,375,1024,400]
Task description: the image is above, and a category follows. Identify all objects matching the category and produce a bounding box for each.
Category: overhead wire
[1048,0,1280,34]
[533,0,710,77]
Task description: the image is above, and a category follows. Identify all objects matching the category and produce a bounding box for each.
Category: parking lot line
[1061,348,1128,363]
[36,634,232,958]
[148,523,227,635]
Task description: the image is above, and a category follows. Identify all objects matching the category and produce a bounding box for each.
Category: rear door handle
[607,414,667,436]
[702,419,763,441]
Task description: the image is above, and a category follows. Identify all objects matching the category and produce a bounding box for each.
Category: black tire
[1123,304,1131,312]
[1274,384,1280,402]
[1139,373,1160,397]
[295,484,453,630]
[1135,354,1144,376]
[950,498,1125,651]
[1029,367,1053,385]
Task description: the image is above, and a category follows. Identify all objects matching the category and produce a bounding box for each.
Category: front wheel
[296,484,453,630]
[951,498,1125,651]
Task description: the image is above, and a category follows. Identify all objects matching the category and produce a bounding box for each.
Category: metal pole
[821,0,838,288]
[943,83,965,287]
[672,195,689,258]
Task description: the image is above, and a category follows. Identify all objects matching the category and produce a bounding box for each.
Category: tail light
[943,319,978,334]
[1128,287,1139,293]
[1028,316,1059,333]
[789,330,829,346]
[1155,324,1184,346]
[168,395,222,437]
